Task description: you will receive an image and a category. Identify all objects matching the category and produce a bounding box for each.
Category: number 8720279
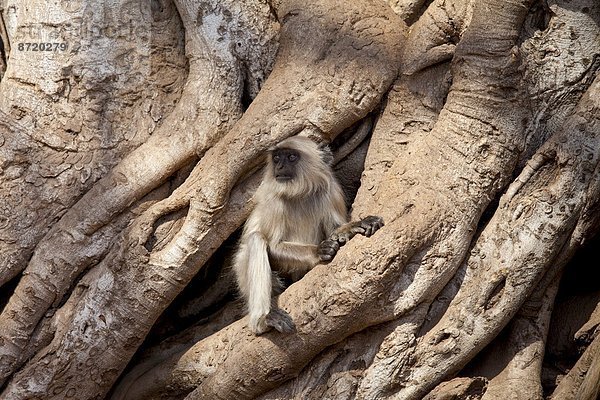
[17,43,68,51]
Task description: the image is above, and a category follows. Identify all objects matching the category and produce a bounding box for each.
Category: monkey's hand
[330,215,384,244]
[318,216,384,263]
[317,238,340,263]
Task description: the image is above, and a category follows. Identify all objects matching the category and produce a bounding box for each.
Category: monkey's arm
[234,232,296,335]
[238,232,273,334]
[268,241,319,277]
[318,216,384,262]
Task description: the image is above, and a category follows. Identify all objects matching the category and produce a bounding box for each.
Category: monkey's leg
[318,216,384,262]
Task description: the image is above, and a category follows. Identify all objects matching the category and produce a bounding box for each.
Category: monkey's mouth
[275,175,293,182]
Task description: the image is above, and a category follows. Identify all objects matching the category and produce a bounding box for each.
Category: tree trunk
[0,0,598,399]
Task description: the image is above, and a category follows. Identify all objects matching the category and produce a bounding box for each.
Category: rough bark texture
[0,0,598,398]
[0,0,186,287]
[0,0,276,390]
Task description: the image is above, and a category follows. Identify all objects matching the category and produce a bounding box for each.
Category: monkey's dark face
[271,148,300,182]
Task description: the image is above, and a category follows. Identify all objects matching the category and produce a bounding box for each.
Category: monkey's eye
[273,155,280,163]
[288,154,298,162]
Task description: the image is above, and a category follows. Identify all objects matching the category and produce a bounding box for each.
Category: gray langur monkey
[234,136,384,335]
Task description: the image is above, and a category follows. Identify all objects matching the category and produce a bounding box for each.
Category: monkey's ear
[318,144,334,166]
[305,133,334,166]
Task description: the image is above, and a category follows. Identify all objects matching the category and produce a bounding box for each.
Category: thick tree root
[0,0,403,398]
[364,76,599,400]
[0,0,275,390]
[551,333,600,400]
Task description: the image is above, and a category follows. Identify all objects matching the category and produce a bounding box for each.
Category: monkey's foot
[357,215,384,237]
[266,308,296,334]
[329,215,385,245]
[249,308,296,335]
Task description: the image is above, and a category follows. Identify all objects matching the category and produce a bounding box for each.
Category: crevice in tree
[240,68,255,111]
[459,321,522,378]
[475,191,502,238]
[558,232,600,296]
[519,0,551,45]
[0,9,9,80]
[542,231,600,396]
[148,229,240,344]
[484,276,506,311]
[331,115,375,207]
[330,113,375,159]
[143,163,198,252]
[0,37,6,80]
[143,206,189,252]
[406,0,435,26]
[0,273,20,313]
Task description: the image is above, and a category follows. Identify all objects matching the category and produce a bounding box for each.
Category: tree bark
[0,0,598,398]
[1,0,403,398]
